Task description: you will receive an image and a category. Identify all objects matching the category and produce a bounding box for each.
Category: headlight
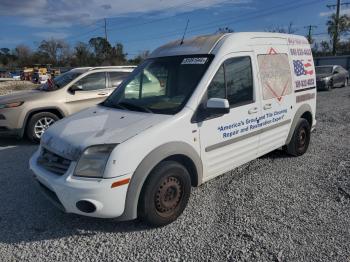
[0,101,24,109]
[74,144,116,178]
[322,77,331,81]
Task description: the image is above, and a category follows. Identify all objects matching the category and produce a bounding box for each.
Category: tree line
[0,37,149,69]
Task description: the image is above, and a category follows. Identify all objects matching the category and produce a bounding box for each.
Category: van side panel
[253,39,295,156]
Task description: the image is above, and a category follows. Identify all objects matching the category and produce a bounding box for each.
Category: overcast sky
[0,0,346,57]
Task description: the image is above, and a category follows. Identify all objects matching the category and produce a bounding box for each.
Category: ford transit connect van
[30,33,316,226]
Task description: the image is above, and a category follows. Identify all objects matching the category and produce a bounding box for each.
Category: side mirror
[70,84,83,94]
[206,98,230,114]
[333,70,339,75]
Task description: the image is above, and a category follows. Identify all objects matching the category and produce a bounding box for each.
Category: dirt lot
[0,81,38,96]
[0,87,349,261]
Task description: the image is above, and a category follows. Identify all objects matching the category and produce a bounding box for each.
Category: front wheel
[139,161,191,227]
[285,118,311,156]
[26,112,59,142]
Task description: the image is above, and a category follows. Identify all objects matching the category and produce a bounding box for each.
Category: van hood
[0,89,42,104]
[41,106,170,160]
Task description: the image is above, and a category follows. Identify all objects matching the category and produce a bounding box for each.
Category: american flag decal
[293,60,314,76]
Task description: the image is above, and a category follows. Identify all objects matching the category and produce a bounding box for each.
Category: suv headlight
[322,76,331,81]
[74,144,116,178]
[0,101,24,109]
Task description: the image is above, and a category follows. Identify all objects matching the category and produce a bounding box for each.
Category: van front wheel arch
[138,160,191,227]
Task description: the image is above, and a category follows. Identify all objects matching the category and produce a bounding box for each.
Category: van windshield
[103,55,213,114]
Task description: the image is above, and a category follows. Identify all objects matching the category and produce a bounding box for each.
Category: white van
[30,33,316,226]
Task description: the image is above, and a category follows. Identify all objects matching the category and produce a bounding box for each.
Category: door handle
[98,92,108,96]
[263,103,272,110]
[248,107,258,114]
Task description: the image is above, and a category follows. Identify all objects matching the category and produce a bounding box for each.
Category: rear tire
[139,161,191,227]
[286,118,311,156]
[26,112,59,143]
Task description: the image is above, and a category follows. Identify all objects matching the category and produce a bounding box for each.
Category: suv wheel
[139,161,191,227]
[27,112,59,142]
[286,118,311,156]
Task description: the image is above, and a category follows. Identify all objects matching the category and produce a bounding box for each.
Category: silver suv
[0,66,135,142]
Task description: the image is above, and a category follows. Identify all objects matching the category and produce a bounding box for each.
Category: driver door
[65,72,109,114]
[198,53,262,181]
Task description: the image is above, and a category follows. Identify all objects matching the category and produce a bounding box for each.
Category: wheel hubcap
[34,117,55,138]
[298,128,307,150]
[155,176,183,216]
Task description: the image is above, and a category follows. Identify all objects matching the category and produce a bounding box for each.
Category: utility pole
[104,18,108,41]
[327,0,350,55]
[304,25,317,44]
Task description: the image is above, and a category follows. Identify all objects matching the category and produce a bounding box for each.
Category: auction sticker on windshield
[181,57,208,64]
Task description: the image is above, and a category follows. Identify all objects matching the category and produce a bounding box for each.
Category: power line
[118,0,323,45]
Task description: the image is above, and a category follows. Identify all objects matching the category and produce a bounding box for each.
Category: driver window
[207,56,254,107]
[75,72,106,91]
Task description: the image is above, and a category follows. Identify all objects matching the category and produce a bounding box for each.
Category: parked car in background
[316,65,349,91]
[0,66,135,142]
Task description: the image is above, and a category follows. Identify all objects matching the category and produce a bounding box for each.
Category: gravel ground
[0,87,349,261]
[0,81,38,96]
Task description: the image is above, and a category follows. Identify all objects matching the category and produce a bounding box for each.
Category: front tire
[139,161,191,227]
[26,112,59,142]
[286,118,311,156]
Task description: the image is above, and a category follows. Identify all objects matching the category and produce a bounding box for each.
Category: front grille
[37,148,71,175]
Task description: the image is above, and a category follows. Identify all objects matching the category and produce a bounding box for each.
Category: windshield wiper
[119,101,153,113]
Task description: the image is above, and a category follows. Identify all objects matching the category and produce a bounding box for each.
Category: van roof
[149,32,308,58]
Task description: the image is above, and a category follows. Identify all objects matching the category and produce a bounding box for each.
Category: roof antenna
[180,19,190,45]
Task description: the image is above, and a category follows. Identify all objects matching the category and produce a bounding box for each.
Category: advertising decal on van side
[288,37,315,91]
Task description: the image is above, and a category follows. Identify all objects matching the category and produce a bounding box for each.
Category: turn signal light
[111,178,130,188]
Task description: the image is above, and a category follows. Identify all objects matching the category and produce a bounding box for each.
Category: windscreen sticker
[181,57,208,65]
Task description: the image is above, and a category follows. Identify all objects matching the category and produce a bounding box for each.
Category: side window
[75,72,106,91]
[208,65,225,99]
[207,56,254,107]
[257,54,292,100]
[109,72,129,88]
[225,57,253,106]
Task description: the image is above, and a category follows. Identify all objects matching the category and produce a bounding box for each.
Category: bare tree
[38,38,68,65]
[14,45,32,67]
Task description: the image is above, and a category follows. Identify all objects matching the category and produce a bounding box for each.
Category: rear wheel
[139,161,191,227]
[286,118,311,156]
[343,78,348,87]
[26,112,59,142]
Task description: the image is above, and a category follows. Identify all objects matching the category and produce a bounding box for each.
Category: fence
[314,55,350,71]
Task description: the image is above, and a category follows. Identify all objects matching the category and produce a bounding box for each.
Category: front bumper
[0,108,24,137]
[316,80,330,90]
[29,149,131,218]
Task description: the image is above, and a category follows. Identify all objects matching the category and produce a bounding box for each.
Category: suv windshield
[316,66,333,75]
[103,55,213,114]
[40,70,83,91]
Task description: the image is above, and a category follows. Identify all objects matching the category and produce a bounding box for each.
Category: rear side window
[257,54,292,100]
[207,56,254,107]
[109,72,130,88]
[75,72,106,91]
